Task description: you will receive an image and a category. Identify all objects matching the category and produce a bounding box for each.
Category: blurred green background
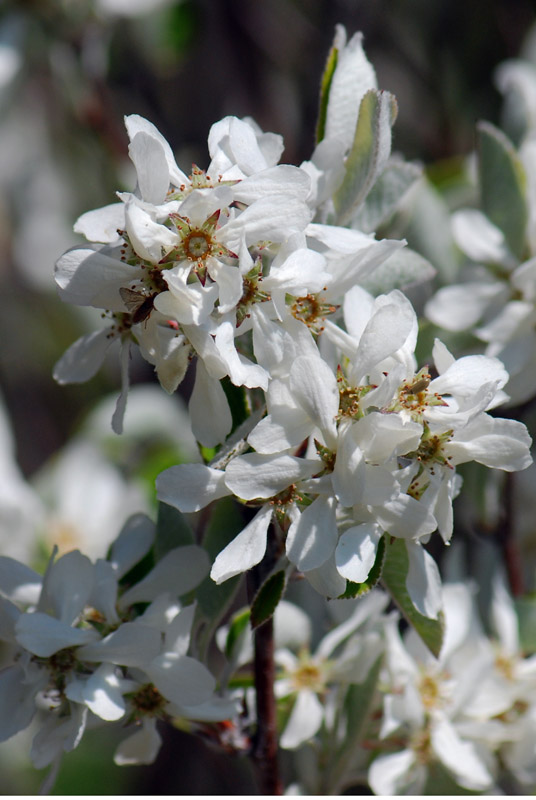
[1,0,535,794]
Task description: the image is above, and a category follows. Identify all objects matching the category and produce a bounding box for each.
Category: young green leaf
[352,158,422,233]
[381,538,444,657]
[477,120,528,260]
[250,569,286,630]
[333,89,398,226]
[359,247,436,296]
[316,43,339,144]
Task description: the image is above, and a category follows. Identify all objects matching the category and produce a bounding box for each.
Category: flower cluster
[158,287,531,613]
[3,22,535,795]
[0,514,236,770]
[52,28,532,619]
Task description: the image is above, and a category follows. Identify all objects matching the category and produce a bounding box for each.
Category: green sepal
[333,89,398,226]
[316,43,339,144]
[250,569,286,629]
[381,538,444,657]
[338,535,386,599]
[154,500,194,561]
[477,120,528,260]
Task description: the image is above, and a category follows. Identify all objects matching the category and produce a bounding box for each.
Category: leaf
[154,500,194,560]
[333,89,398,226]
[477,121,528,260]
[316,42,339,144]
[250,570,286,630]
[221,377,249,433]
[359,246,436,296]
[324,656,383,794]
[352,158,422,233]
[225,607,251,661]
[515,595,536,654]
[195,497,246,655]
[381,538,444,657]
[338,535,386,599]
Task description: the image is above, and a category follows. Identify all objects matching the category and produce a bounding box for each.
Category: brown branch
[251,616,283,795]
[247,524,283,795]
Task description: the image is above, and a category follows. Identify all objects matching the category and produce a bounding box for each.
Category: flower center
[290,658,325,692]
[185,232,212,260]
[130,683,167,716]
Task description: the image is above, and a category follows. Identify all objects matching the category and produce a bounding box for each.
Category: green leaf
[477,121,528,260]
[333,89,398,226]
[225,607,251,661]
[194,497,246,656]
[338,535,386,599]
[250,570,286,629]
[359,246,436,296]
[316,43,339,144]
[352,158,422,233]
[381,538,444,657]
[154,500,194,560]
[221,377,249,433]
[322,656,383,794]
[515,595,536,654]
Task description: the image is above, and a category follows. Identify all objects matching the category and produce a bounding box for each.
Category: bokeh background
[1,0,535,794]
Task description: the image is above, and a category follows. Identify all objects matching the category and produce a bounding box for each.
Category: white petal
[303,555,347,598]
[289,356,339,447]
[55,246,139,310]
[164,604,195,656]
[114,717,162,766]
[405,542,443,620]
[0,557,42,604]
[111,339,131,435]
[15,612,100,657]
[30,705,87,769]
[280,689,324,749]
[74,203,125,243]
[425,281,505,332]
[125,202,177,262]
[451,208,511,264]
[225,453,319,500]
[76,621,161,666]
[42,550,94,624]
[66,664,126,721]
[446,415,532,471]
[145,653,215,706]
[286,496,337,572]
[189,360,232,447]
[156,463,230,512]
[210,504,272,583]
[53,328,116,385]
[118,545,209,608]
[233,165,311,204]
[335,523,382,583]
[368,749,424,795]
[0,665,37,742]
[215,320,269,390]
[128,131,170,204]
[124,114,187,187]
[431,716,493,790]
